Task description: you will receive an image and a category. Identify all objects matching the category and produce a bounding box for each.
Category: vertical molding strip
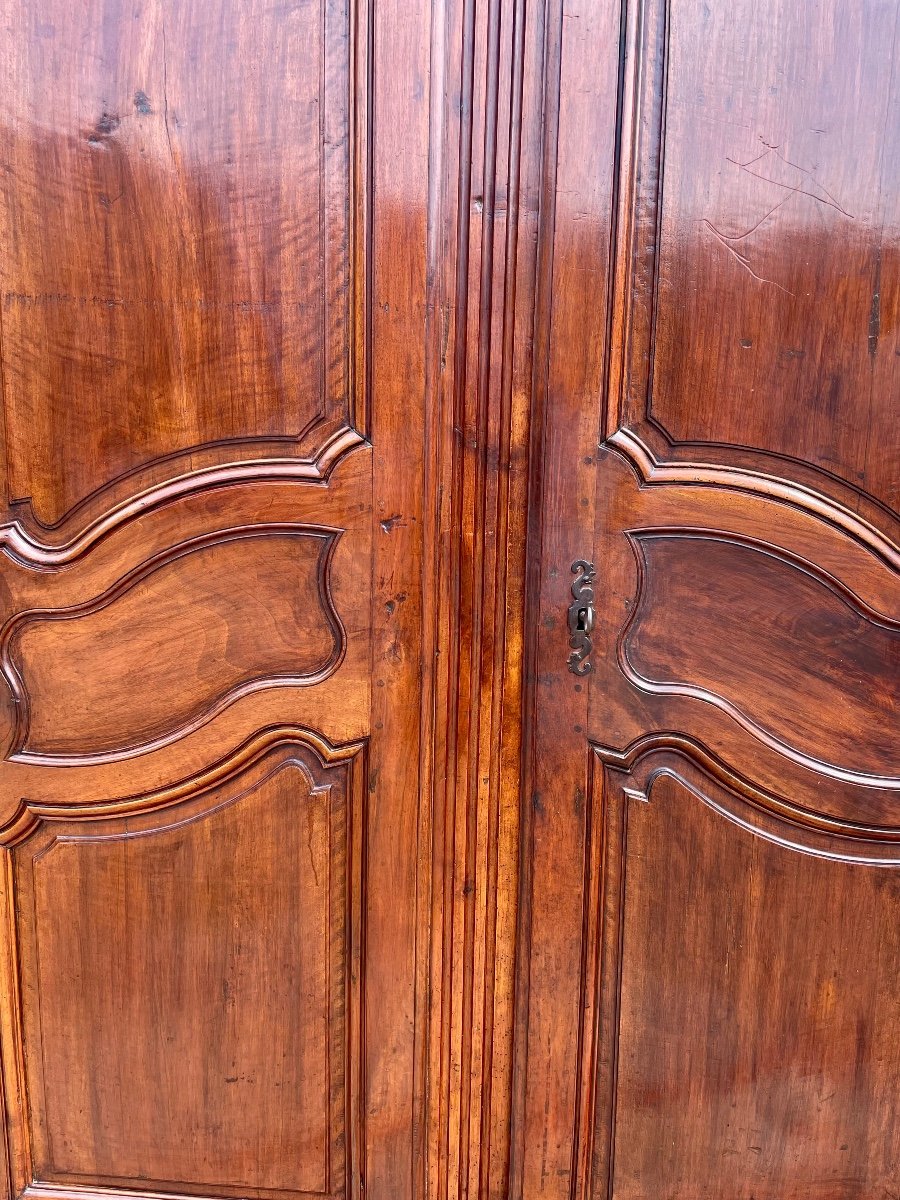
[423,1,548,1197]
[509,0,566,1195]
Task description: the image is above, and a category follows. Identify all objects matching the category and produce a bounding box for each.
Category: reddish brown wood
[0,0,354,529]
[0,1,897,1198]
[18,748,355,1196]
[520,0,900,1197]
[0,2,431,1200]
[587,762,900,1200]
[622,531,899,781]
[647,1,899,512]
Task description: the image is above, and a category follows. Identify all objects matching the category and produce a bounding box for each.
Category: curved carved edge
[0,724,367,847]
[0,424,367,572]
[608,426,900,574]
[0,524,347,766]
[593,733,900,863]
[18,1185,272,1200]
[28,760,333,867]
[617,527,900,791]
[622,526,900,629]
[601,0,900,563]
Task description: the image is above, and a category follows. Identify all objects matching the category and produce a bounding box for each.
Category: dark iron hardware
[567,559,596,676]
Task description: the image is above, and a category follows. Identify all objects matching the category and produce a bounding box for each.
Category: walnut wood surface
[0,2,896,1199]
[518,0,900,1197]
[20,749,353,1197]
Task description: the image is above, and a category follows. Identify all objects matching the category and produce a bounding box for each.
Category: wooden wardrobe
[0,1,896,1197]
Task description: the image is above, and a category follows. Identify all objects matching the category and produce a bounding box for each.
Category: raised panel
[585,756,900,1200]
[0,0,359,529]
[584,445,900,827]
[647,0,899,507]
[517,0,900,1195]
[605,0,900,526]
[3,742,364,1200]
[3,525,345,762]
[0,3,436,1200]
[621,531,900,785]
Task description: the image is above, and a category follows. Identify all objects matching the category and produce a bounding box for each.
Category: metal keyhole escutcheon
[567,559,596,676]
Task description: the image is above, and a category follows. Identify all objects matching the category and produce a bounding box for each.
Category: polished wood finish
[0,1,420,1198]
[16,747,358,1197]
[0,0,353,528]
[651,0,899,511]
[588,765,900,1200]
[520,0,900,1196]
[622,531,899,780]
[0,2,896,1199]
[9,527,344,759]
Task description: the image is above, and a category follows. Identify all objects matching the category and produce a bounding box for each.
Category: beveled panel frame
[0,732,367,1200]
[0,0,372,543]
[602,0,900,557]
[2,525,348,765]
[618,528,900,789]
[573,740,900,1199]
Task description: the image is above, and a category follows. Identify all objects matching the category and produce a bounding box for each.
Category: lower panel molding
[578,741,900,1199]
[0,737,367,1200]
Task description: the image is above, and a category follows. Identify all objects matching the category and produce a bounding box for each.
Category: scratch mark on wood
[161,24,177,165]
[726,139,855,218]
[702,220,795,296]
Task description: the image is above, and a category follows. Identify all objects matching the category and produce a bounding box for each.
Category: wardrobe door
[518,1,900,1197]
[0,3,433,1199]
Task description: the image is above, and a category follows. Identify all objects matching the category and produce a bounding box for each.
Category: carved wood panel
[0,0,896,1197]
[5,525,346,762]
[644,0,898,511]
[0,741,365,1200]
[582,752,900,1200]
[0,0,363,532]
[620,530,899,785]
[516,0,900,1196]
[0,1,439,1199]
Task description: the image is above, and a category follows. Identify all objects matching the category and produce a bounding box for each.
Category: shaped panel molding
[620,530,900,788]
[0,0,368,533]
[2,524,346,764]
[606,0,900,525]
[0,737,366,1200]
[578,744,900,1199]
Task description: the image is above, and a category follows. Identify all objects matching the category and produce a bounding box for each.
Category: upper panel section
[0,0,362,530]
[614,0,899,513]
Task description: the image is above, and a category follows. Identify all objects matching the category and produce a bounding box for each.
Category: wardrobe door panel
[519,1,900,1196]
[0,3,435,1199]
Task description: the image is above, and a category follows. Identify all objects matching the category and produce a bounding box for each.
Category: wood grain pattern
[420,1,541,1196]
[0,1,436,1198]
[594,733,900,852]
[511,0,623,1193]
[621,530,900,786]
[0,0,896,1196]
[0,0,361,532]
[580,447,900,830]
[517,0,900,1196]
[584,756,900,1200]
[0,741,366,1200]
[6,526,345,762]
[649,0,899,510]
[605,0,900,535]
